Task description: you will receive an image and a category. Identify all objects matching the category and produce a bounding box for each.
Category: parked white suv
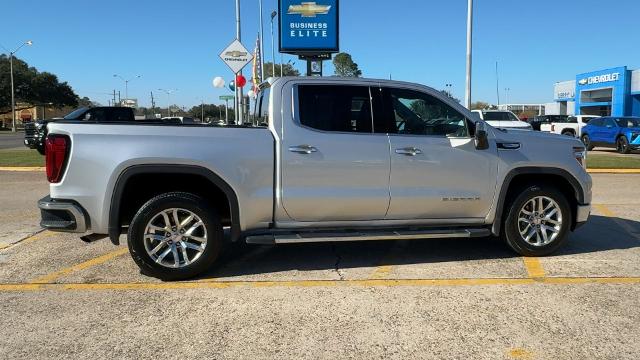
[39,77,591,280]
[472,110,533,130]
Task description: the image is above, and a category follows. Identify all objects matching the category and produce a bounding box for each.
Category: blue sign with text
[279,0,339,54]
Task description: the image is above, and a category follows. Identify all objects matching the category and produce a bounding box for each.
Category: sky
[3,0,640,108]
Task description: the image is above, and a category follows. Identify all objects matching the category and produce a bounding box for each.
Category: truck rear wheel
[127,192,223,280]
[502,185,572,256]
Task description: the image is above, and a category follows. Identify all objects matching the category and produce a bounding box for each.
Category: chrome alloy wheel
[517,196,563,247]
[143,208,207,268]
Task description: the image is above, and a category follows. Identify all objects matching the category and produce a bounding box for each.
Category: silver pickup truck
[39,77,592,280]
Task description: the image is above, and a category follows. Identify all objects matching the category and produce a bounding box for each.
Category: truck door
[280,84,391,221]
[381,86,499,220]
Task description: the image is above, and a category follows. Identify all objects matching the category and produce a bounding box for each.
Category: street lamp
[158,89,177,117]
[113,74,141,104]
[445,83,453,97]
[270,11,277,77]
[464,0,473,109]
[504,87,511,105]
[2,40,33,132]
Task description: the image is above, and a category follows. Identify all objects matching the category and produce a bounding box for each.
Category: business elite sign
[279,0,339,54]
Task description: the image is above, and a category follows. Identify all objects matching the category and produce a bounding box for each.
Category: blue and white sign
[279,0,339,54]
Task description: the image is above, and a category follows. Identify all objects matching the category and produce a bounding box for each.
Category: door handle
[289,145,318,154]
[395,147,423,156]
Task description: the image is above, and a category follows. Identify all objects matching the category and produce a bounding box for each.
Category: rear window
[482,112,518,121]
[254,87,270,126]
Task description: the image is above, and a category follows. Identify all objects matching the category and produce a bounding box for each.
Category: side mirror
[475,121,489,150]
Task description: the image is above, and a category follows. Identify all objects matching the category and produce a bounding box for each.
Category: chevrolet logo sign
[288,2,331,17]
[578,78,588,85]
[225,50,248,58]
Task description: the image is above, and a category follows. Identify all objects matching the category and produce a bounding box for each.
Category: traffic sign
[219,40,254,74]
[219,95,235,101]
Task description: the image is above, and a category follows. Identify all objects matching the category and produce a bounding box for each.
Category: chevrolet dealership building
[549,66,640,117]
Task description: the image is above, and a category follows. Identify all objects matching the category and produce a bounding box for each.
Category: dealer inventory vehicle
[38,77,592,280]
[471,110,533,130]
[540,115,598,138]
[580,116,640,153]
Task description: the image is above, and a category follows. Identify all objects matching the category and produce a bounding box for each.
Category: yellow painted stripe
[0,230,53,251]
[0,166,45,172]
[29,248,129,284]
[587,168,640,174]
[2,276,640,292]
[370,240,409,280]
[593,204,615,217]
[522,257,546,278]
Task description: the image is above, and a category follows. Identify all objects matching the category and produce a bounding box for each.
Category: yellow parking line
[522,257,546,278]
[587,168,640,174]
[370,240,409,279]
[508,348,534,360]
[0,230,54,251]
[29,248,129,284]
[2,276,640,292]
[593,204,615,217]
[0,166,45,172]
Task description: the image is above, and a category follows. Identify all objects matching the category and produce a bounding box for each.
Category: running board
[245,228,490,245]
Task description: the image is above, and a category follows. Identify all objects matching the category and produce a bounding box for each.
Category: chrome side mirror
[475,121,489,150]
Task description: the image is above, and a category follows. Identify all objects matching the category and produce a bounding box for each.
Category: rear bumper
[38,196,88,233]
[574,203,591,229]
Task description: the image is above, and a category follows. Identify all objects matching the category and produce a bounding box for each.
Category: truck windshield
[63,108,89,119]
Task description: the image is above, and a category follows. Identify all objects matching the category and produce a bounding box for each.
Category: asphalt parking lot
[1,171,639,359]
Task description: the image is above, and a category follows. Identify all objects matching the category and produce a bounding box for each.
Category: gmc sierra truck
[39,77,592,280]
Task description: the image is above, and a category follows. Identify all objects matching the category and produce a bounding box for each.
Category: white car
[540,115,598,138]
[471,110,533,130]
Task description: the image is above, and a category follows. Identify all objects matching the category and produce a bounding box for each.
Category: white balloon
[212,76,225,88]
[247,90,256,98]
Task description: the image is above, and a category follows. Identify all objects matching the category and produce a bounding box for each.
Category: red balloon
[235,74,247,87]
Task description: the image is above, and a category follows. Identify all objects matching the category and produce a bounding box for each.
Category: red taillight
[45,135,70,183]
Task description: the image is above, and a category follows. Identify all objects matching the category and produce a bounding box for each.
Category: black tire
[561,130,575,137]
[616,136,631,154]
[502,184,572,257]
[581,134,594,151]
[127,192,223,281]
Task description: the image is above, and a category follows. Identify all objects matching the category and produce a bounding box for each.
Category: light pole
[504,87,511,106]
[113,74,141,104]
[464,0,473,109]
[3,40,33,132]
[235,0,244,125]
[158,88,177,117]
[258,0,265,82]
[445,83,453,97]
[270,11,277,77]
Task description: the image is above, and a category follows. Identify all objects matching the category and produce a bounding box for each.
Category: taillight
[45,135,70,183]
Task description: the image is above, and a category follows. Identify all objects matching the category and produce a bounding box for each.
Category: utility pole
[464,0,473,109]
[150,91,156,110]
[112,90,117,107]
[258,0,265,82]
[5,40,33,132]
[495,61,500,105]
[270,11,277,78]
[201,100,205,122]
[235,0,244,125]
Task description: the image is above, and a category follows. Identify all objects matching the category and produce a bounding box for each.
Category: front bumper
[574,203,591,229]
[38,196,88,233]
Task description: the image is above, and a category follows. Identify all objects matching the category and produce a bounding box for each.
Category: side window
[110,108,131,122]
[384,88,469,137]
[84,109,107,122]
[298,85,372,133]
[255,87,270,126]
[567,117,578,124]
[605,119,616,128]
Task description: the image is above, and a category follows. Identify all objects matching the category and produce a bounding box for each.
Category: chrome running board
[245,228,490,245]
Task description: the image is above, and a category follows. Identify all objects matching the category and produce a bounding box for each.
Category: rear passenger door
[279,84,391,222]
[381,86,499,220]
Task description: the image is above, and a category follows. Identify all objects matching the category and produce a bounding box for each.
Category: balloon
[228,80,235,92]
[247,90,256,98]
[212,76,225,88]
[235,74,247,88]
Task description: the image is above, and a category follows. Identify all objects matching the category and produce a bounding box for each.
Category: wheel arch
[491,167,585,237]
[108,164,240,245]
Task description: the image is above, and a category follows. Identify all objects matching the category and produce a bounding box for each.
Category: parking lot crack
[331,245,345,281]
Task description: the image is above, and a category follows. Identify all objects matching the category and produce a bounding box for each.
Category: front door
[381,87,499,220]
[280,84,391,222]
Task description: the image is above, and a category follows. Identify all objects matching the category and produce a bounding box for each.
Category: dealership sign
[578,72,621,86]
[279,0,339,54]
[219,40,254,74]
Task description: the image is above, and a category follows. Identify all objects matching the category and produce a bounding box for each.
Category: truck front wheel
[127,192,223,280]
[502,185,572,256]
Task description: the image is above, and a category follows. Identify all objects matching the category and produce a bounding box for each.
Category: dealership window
[297,85,373,133]
[383,88,469,137]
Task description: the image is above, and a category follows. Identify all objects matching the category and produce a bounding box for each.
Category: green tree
[263,62,300,78]
[0,55,78,114]
[470,101,494,110]
[332,52,362,77]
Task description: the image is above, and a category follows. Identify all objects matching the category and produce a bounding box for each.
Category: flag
[252,35,262,94]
